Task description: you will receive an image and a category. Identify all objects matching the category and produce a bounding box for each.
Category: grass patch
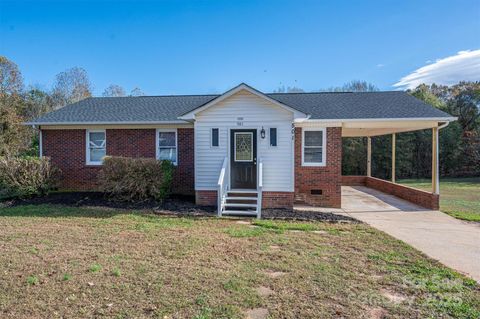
[112,268,121,277]
[253,219,321,232]
[26,275,39,286]
[400,177,480,222]
[89,264,102,273]
[223,225,271,237]
[0,204,478,318]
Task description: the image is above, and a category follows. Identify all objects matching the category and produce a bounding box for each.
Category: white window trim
[302,128,327,167]
[156,128,178,166]
[86,129,106,166]
[211,128,220,148]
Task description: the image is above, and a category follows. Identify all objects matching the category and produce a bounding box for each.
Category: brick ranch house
[28,83,455,217]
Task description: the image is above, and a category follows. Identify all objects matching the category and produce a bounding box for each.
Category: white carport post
[367,137,372,177]
[432,127,440,194]
[391,133,396,183]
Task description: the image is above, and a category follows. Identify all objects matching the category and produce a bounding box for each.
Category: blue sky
[1,0,479,95]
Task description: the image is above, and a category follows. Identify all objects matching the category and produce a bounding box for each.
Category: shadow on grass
[0,192,216,219]
[0,204,136,218]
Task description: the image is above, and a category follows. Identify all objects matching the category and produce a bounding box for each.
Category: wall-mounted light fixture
[260,127,266,139]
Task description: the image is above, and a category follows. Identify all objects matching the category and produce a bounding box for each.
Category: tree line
[0,56,145,156]
[1,56,479,178]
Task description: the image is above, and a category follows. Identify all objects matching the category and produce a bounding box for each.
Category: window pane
[270,128,277,146]
[235,133,252,161]
[212,128,219,147]
[159,132,176,147]
[90,148,106,162]
[304,147,323,163]
[305,131,323,147]
[89,132,105,148]
[159,147,177,163]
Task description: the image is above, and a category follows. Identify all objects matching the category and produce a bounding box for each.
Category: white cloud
[394,49,480,89]
[376,63,385,68]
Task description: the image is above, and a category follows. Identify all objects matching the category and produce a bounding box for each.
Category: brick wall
[365,177,440,210]
[342,175,367,186]
[106,129,156,158]
[174,128,195,195]
[262,192,294,208]
[341,175,439,210]
[294,127,342,208]
[195,190,217,206]
[42,130,101,190]
[41,128,195,194]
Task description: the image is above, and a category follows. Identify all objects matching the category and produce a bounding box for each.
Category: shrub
[0,156,61,198]
[99,157,174,202]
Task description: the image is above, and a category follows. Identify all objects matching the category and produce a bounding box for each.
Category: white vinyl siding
[194,90,294,192]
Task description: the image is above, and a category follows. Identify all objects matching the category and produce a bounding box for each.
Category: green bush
[99,157,174,202]
[0,156,61,199]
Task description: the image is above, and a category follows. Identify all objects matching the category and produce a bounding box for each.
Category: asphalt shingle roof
[30,91,453,124]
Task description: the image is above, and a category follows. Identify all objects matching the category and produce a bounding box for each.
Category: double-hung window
[302,128,326,166]
[157,129,177,165]
[86,129,106,165]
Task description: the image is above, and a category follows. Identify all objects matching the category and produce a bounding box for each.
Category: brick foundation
[41,128,195,194]
[262,192,294,208]
[195,190,217,206]
[341,175,440,210]
[294,127,342,208]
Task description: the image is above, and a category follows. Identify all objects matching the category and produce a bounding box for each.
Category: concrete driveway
[341,186,480,282]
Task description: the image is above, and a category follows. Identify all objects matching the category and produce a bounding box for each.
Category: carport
[340,118,453,210]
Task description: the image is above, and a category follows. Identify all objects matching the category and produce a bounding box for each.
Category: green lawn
[0,204,478,318]
[399,177,480,222]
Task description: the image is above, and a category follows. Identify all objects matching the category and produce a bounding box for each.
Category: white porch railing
[217,157,229,216]
[257,158,263,218]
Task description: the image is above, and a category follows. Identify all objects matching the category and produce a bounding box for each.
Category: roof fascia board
[24,120,189,126]
[178,83,308,120]
[294,117,457,123]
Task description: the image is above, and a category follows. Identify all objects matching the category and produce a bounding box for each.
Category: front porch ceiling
[341,120,445,137]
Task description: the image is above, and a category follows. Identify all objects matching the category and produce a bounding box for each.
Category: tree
[0,56,24,96]
[51,67,92,109]
[0,96,30,156]
[273,86,304,93]
[103,84,126,97]
[341,80,379,92]
[321,80,379,92]
[21,87,53,120]
[129,87,145,97]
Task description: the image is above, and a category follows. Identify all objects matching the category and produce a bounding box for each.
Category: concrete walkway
[341,186,480,282]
